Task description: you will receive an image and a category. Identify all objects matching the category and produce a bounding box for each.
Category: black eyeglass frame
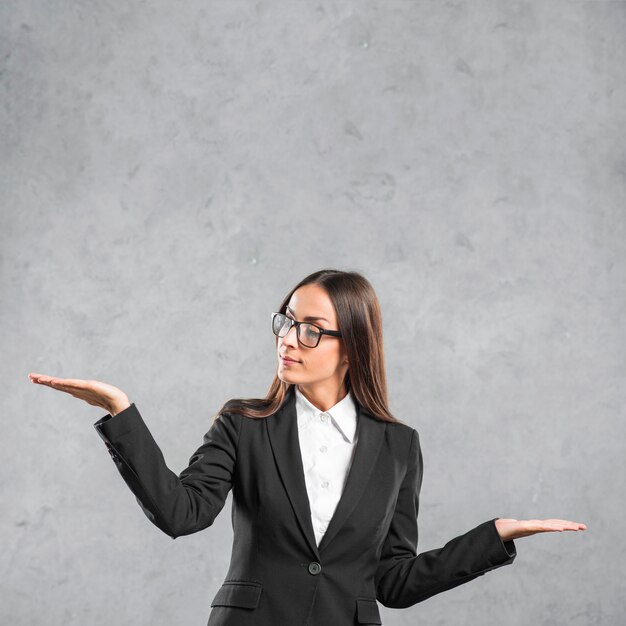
[270,311,343,348]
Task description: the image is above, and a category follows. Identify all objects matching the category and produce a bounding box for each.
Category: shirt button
[308,561,322,575]
[319,524,327,532]
[320,412,328,422]
[319,445,327,453]
[321,481,329,488]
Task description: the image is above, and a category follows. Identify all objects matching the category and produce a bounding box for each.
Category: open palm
[495,517,587,541]
[28,372,130,415]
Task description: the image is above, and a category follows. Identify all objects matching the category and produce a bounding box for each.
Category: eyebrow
[286,305,329,323]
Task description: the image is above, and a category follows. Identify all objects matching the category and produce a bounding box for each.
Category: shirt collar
[294,385,358,443]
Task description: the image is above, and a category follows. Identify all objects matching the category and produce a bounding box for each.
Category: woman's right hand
[28,372,130,416]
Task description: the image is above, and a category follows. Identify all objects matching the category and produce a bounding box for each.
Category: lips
[281,355,300,363]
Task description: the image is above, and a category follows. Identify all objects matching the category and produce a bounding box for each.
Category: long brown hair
[211,269,404,425]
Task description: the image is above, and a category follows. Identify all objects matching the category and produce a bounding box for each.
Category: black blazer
[93,386,516,626]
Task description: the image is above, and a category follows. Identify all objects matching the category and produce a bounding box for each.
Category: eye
[304,325,319,339]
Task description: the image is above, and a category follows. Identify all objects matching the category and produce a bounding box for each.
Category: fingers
[29,373,87,389]
[29,374,63,388]
[28,373,93,399]
[544,519,587,531]
[524,518,587,532]
[29,373,57,385]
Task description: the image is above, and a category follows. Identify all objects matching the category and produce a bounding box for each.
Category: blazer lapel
[265,386,387,558]
[266,386,320,558]
[318,402,386,553]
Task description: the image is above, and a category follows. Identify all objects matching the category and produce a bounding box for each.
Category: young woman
[29,268,586,626]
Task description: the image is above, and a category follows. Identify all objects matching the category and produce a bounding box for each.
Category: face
[276,283,349,393]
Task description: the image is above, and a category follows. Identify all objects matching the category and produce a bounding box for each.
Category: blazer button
[308,561,322,575]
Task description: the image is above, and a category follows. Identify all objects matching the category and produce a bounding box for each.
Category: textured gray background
[1,1,624,625]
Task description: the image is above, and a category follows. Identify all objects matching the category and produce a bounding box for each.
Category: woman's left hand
[495,518,587,541]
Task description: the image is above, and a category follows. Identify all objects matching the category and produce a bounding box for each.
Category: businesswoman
[29,268,585,626]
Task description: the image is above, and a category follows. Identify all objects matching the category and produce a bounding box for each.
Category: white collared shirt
[294,385,359,547]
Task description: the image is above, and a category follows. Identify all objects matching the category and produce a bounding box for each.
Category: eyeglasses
[270,312,342,348]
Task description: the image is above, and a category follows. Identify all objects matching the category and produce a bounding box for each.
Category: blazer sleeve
[93,402,241,540]
[375,429,517,608]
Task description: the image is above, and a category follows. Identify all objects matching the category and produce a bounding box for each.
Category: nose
[282,323,299,348]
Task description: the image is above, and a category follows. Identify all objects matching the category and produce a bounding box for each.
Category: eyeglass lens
[272,313,321,347]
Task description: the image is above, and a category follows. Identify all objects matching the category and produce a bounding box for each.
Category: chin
[278,369,300,384]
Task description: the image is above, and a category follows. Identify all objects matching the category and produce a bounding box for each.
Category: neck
[296,382,348,413]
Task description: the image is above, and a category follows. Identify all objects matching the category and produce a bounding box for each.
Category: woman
[29,269,586,625]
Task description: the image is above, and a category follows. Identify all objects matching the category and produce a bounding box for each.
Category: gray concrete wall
[2,1,624,624]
